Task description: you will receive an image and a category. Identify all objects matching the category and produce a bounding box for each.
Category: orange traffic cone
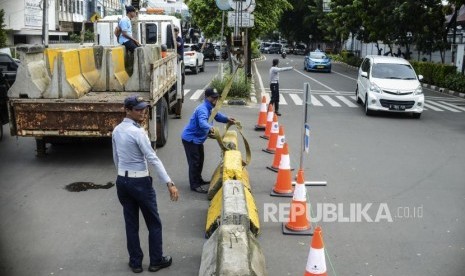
[282,169,312,235]
[263,114,279,154]
[267,125,285,172]
[255,96,267,130]
[271,143,293,197]
[260,104,274,140]
[303,226,327,276]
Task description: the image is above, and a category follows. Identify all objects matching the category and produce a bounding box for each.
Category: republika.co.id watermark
[263,202,423,223]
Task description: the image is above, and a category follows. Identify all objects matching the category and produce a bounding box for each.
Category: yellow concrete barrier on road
[78,47,100,86]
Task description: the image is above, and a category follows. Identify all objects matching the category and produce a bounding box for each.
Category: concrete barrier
[44,48,62,76]
[93,47,129,91]
[43,49,91,99]
[8,45,50,98]
[125,47,153,91]
[78,47,100,86]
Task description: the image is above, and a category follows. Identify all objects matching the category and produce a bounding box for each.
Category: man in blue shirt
[112,95,179,273]
[181,88,235,193]
[118,5,141,53]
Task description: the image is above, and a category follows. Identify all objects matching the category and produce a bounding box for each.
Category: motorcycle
[281,51,287,59]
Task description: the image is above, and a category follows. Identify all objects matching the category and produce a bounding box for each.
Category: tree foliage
[0,10,7,48]
[187,0,292,41]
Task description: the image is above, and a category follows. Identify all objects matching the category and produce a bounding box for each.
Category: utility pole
[42,0,49,47]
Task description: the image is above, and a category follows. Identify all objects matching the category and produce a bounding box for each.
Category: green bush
[411,61,457,88]
[444,73,465,93]
[251,40,260,59]
[210,68,251,99]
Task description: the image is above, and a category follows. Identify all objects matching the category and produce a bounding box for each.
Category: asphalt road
[1,55,464,275]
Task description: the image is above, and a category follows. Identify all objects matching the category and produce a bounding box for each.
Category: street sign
[228,0,251,11]
[304,124,310,153]
[227,11,254,28]
[246,0,256,12]
[216,0,231,10]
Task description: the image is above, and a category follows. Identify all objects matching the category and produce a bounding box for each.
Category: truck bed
[9,91,150,137]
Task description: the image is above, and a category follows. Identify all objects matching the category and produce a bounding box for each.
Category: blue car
[304,51,332,72]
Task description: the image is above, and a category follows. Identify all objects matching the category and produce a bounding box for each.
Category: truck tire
[156,97,168,147]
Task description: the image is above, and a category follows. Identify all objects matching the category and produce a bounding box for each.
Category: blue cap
[124,95,149,110]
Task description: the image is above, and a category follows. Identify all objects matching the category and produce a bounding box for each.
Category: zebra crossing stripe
[426,101,460,112]
[289,94,303,105]
[279,94,288,105]
[190,89,204,100]
[320,95,341,107]
[336,96,358,107]
[350,96,357,101]
[183,89,191,96]
[437,101,465,112]
[423,103,443,111]
[311,95,323,106]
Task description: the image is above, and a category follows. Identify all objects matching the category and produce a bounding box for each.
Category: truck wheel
[0,124,3,141]
[156,97,168,147]
[35,138,47,157]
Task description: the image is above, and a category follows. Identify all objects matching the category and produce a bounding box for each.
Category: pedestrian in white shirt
[269,58,293,116]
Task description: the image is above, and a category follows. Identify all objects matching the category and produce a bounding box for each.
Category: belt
[118,170,149,178]
[271,81,278,84]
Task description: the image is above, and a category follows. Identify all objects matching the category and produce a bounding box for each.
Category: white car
[183,43,205,74]
[356,55,424,118]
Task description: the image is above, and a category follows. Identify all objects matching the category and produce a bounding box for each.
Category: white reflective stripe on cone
[267,111,274,121]
[260,103,267,111]
[271,122,279,133]
[276,135,285,148]
[305,248,327,274]
[293,183,306,201]
[279,154,291,170]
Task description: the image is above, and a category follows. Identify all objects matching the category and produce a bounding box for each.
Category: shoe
[148,256,172,272]
[201,180,211,186]
[275,112,282,116]
[191,186,208,194]
[128,262,143,273]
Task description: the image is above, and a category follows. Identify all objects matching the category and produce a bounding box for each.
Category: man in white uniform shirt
[112,95,178,273]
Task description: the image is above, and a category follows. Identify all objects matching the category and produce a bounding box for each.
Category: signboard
[227,11,254,28]
[246,0,256,12]
[25,0,42,28]
[228,0,251,11]
[216,0,231,10]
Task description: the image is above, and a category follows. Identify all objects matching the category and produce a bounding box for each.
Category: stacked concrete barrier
[43,49,92,99]
[125,46,160,91]
[78,47,101,87]
[200,129,266,276]
[8,45,50,98]
[93,46,129,91]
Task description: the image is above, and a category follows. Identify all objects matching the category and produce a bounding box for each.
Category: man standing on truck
[112,95,179,273]
[119,5,141,53]
[174,27,184,60]
[181,88,235,193]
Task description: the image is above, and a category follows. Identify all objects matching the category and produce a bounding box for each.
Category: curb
[422,83,465,99]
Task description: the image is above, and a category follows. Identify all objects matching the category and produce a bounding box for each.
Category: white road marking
[426,101,461,112]
[279,94,287,105]
[293,69,338,93]
[183,89,191,96]
[437,101,465,112]
[423,103,443,111]
[190,89,204,100]
[336,96,358,107]
[289,94,303,105]
[320,95,341,107]
[311,95,323,106]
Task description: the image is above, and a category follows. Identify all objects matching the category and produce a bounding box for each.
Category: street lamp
[448,25,463,64]
[405,31,413,60]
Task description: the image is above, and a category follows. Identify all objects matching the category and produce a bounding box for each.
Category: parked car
[356,55,424,118]
[266,43,282,54]
[304,51,332,73]
[282,44,291,54]
[260,42,271,53]
[293,44,307,55]
[199,42,217,61]
[183,43,205,74]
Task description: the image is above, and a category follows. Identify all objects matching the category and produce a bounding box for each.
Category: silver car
[356,56,424,118]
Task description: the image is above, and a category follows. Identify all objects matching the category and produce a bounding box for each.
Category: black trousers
[123,40,139,53]
[182,139,204,190]
[116,175,163,267]
[270,82,280,112]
